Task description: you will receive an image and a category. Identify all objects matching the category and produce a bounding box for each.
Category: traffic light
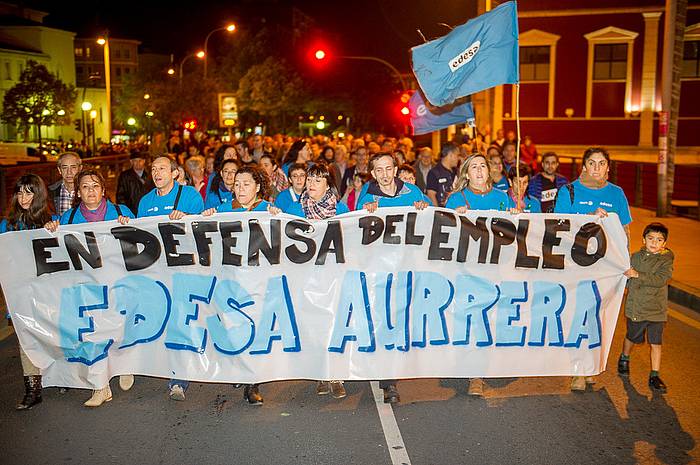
[398,92,412,117]
[74,119,83,132]
[309,44,330,68]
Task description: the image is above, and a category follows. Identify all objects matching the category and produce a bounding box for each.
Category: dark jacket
[412,161,434,193]
[117,169,154,215]
[48,180,62,214]
[625,247,674,322]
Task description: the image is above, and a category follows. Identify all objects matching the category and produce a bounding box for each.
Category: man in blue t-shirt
[138,157,204,219]
[137,156,204,402]
[426,142,459,207]
[357,152,429,212]
[356,152,428,405]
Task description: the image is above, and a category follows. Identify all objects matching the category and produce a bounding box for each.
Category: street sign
[218,93,238,128]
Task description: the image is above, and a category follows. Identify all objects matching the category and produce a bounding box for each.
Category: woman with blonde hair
[446,153,514,213]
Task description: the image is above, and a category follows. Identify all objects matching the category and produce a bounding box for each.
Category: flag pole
[515,82,521,201]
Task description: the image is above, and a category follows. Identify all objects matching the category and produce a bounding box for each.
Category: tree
[1,60,76,143]
[236,57,306,133]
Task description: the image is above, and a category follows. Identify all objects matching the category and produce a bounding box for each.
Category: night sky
[32,0,479,71]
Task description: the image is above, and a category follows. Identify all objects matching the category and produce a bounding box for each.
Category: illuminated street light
[179,51,205,83]
[127,117,136,126]
[316,121,325,130]
[167,68,175,75]
[143,93,150,100]
[90,110,97,119]
[81,101,92,111]
[204,23,237,78]
[57,109,66,116]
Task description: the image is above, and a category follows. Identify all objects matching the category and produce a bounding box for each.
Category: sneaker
[468,378,484,397]
[383,385,400,404]
[649,376,667,393]
[316,381,330,395]
[570,376,586,392]
[618,358,630,376]
[84,386,112,407]
[330,380,346,399]
[169,384,186,401]
[243,384,263,405]
[119,375,134,391]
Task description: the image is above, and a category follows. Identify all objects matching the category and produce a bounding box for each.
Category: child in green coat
[618,222,674,393]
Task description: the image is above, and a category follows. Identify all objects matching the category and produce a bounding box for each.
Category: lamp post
[89,110,97,155]
[179,51,205,84]
[81,101,92,147]
[97,35,111,144]
[203,23,236,78]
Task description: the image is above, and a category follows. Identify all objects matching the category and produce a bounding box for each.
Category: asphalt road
[1,305,698,465]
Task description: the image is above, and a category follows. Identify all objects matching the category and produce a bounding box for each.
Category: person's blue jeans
[168,379,189,391]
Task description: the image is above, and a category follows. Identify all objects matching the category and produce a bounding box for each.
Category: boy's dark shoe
[617,358,630,376]
[648,376,667,393]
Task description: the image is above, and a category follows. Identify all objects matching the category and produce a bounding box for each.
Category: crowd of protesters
[3,126,674,412]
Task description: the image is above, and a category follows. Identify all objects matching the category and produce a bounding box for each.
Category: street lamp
[203,23,236,78]
[96,34,111,144]
[179,51,205,83]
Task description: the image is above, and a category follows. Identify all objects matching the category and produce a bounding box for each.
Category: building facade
[74,37,139,89]
[472,0,700,153]
[0,4,77,142]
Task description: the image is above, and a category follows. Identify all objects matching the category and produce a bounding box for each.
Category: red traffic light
[315,49,326,60]
[400,106,410,116]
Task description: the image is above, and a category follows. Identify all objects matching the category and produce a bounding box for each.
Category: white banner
[0,208,629,388]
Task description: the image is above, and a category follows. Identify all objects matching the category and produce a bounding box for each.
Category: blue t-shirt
[217,199,270,213]
[445,187,514,211]
[60,201,135,224]
[137,184,204,218]
[284,200,350,218]
[0,216,57,233]
[493,175,509,191]
[274,187,303,212]
[356,179,427,208]
[553,179,632,225]
[204,186,233,210]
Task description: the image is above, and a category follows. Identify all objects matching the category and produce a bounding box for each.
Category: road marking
[370,381,411,465]
[669,309,700,330]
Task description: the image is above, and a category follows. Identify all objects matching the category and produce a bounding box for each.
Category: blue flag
[411,1,519,107]
[409,91,474,136]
